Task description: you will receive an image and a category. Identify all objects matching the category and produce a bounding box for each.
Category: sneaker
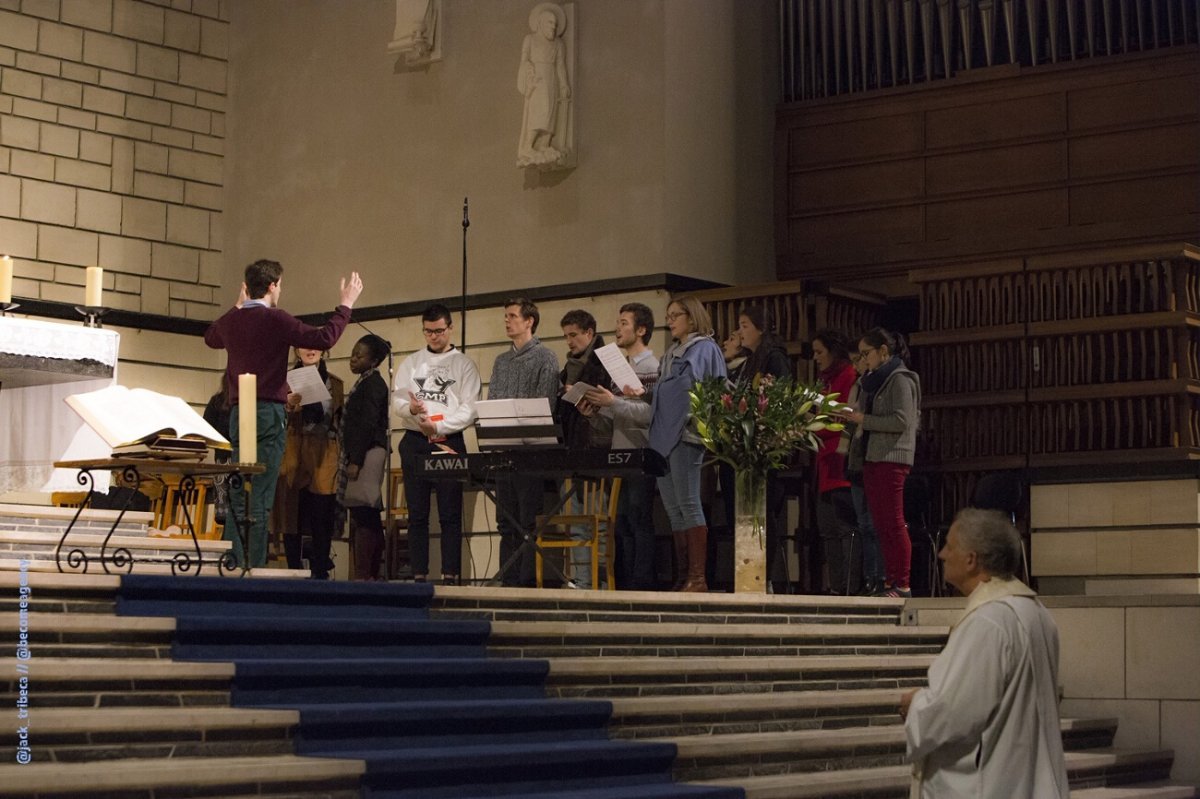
[881,586,912,599]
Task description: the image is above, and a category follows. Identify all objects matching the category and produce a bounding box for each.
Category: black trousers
[495,474,544,587]
[399,430,466,577]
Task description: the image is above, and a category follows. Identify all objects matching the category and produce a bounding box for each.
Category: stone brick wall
[0,0,226,320]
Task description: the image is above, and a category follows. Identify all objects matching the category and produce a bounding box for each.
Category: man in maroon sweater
[205,259,364,568]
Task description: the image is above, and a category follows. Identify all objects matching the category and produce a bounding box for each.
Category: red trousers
[863,461,912,588]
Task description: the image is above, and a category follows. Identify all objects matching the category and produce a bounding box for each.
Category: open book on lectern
[65,385,231,456]
[474,397,560,448]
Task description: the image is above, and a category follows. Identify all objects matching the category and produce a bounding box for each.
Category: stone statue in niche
[388,0,441,66]
[517,2,575,170]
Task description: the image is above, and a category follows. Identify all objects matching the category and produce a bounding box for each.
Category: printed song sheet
[595,343,643,392]
[286,365,332,404]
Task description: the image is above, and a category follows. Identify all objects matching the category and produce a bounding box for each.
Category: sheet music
[595,343,643,392]
[286,365,331,403]
[562,381,595,405]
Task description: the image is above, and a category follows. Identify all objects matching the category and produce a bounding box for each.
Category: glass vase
[733,469,767,593]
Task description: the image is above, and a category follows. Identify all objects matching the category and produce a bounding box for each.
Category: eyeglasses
[422,327,448,337]
[665,311,689,322]
[858,347,877,358]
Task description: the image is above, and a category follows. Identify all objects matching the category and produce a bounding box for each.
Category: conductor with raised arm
[204,259,364,568]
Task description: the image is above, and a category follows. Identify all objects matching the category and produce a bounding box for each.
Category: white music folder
[475,398,559,448]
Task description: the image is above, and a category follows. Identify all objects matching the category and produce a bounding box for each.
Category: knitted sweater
[204,304,351,403]
[488,336,560,404]
[861,363,921,466]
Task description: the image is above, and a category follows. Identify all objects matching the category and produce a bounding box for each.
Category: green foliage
[689,373,847,475]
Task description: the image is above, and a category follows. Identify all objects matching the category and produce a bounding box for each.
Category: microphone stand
[460,197,469,352]
[354,320,397,579]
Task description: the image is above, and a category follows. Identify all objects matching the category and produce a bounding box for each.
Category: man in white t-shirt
[392,304,481,585]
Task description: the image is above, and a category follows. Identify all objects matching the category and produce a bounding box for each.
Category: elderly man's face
[939,523,976,594]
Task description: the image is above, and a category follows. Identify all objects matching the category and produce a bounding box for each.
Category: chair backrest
[563,477,622,521]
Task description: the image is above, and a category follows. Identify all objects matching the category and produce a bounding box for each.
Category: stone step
[0,610,173,658]
[0,754,363,797]
[0,706,299,763]
[1,526,231,580]
[608,687,906,737]
[431,585,905,627]
[1072,783,1199,799]
[0,657,233,708]
[605,690,1118,746]
[544,654,933,698]
[661,717,1117,781]
[0,570,119,614]
[486,619,946,659]
[697,748,1179,799]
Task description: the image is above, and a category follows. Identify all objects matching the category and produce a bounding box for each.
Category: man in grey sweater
[489,297,560,586]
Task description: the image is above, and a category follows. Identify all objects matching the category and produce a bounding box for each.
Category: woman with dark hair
[736,305,793,592]
[647,295,726,592]
[737,305,791,382]
[837,328,921,598]
[338,334,391,581]
[274,348,343,579]
[811,329,859,595]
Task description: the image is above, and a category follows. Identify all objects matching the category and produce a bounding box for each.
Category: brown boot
[680,526,708,593]
[670,531,688,590]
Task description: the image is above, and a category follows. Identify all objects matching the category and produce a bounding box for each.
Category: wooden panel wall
[776,48,1200,287]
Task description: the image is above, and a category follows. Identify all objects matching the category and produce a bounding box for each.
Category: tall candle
[0,256,12,304]
[85,266,103,308]
[238,373,257,464]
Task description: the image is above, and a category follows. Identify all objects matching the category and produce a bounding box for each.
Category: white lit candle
[238,373,257,464]
[85,266,103,308]
[0,256,12,304]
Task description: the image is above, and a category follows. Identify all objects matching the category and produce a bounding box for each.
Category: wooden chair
[384,467,411,579]
[153,475,222,540]
[535,477,621,590]
[51,492,90,508]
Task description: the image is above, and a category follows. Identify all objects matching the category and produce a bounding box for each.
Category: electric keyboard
[413,448,667,480]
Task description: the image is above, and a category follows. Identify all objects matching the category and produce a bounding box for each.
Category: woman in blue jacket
[647,295,726,592]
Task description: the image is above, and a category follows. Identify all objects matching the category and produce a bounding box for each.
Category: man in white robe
[900,508,1070,798]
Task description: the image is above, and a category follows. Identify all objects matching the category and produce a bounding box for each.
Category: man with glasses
[393,304,481,585]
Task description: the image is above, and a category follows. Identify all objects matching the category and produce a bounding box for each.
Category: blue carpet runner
[116,575,744,799]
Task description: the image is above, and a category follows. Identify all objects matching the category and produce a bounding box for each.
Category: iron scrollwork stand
[52,459,263,577]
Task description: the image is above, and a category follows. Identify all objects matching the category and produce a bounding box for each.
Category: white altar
[0,317,120,495]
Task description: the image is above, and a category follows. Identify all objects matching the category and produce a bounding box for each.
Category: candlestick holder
[74,305,110,328]
[0,301,19,317]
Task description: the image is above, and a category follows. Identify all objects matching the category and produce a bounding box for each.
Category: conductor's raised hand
[236,282,248,309]
[339,272,364,309]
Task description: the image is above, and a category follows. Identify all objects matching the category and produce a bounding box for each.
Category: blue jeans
[657,441,706,530]
[227,402,287,569]
[851,483,884,582]
[563,479,606,589]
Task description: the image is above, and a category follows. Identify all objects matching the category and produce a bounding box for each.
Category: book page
[561,382,594,405]
[136,389,227,444]
[66,386,175,447]
[66,385,228,448]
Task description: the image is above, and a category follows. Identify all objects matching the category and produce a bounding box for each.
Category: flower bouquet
[690,373,846,591]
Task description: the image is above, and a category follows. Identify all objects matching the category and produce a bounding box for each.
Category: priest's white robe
[905,583,1070,798]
